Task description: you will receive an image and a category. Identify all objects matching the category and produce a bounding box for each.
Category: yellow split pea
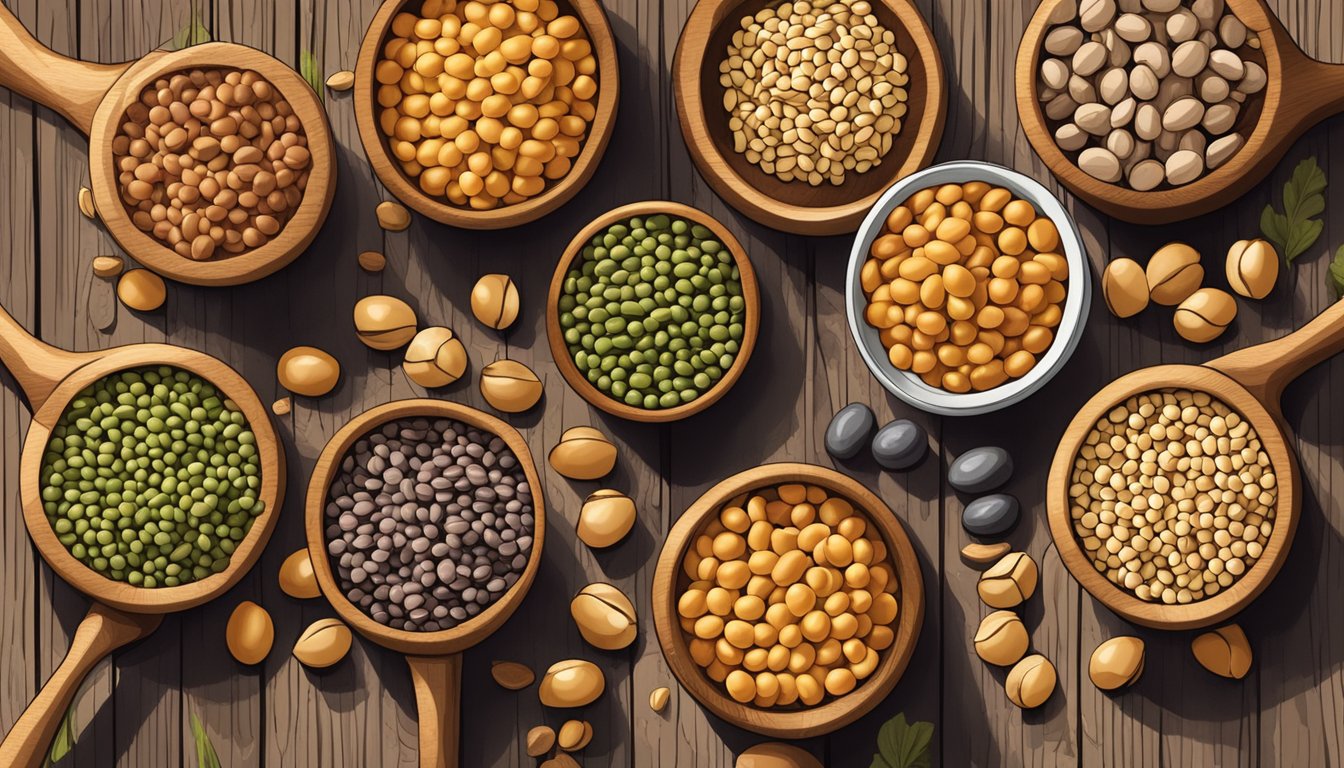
[676,482,900,709]
[375,0,599,210]
[860,182,1068,393]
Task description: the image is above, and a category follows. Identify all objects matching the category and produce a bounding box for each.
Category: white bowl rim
[845,160,1092,416]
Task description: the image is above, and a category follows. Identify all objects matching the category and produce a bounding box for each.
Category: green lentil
[560,214,745,410]
[39,366,264,587]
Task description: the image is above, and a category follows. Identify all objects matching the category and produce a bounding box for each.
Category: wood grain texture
[0,0,1342,765]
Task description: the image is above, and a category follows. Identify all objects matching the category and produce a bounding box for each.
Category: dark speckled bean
[325,417,534,632]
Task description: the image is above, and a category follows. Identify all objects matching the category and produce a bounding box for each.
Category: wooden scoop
[305,400,546,768]
[0,303,284,766]
[1047,300,1344,630]
[0,4,335,285]
[1017,0,1344,224]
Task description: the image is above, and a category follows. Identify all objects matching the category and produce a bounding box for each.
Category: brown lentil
[111,68,312,260]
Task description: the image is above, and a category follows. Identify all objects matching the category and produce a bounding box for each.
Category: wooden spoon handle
[0,3,125,135]
[1210,298,1344,404]
[406,654,462,768]
[0,302,91,412]
[0,604,162,768]
[1305,58,1344,121]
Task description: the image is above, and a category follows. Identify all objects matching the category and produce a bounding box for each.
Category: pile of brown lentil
[1068,389,1276,605]
[112,68,313,261]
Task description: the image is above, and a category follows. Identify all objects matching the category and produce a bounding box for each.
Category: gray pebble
[871,419,927,470]
[826,403,876,460]
[962,493,1020,537]
[949,446,1013,493]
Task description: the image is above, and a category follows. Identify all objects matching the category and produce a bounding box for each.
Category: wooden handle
[0,3,125,135]
[1305,59,1344,121]
[405,654,462,768]
[1210,298,1344,405]
[0,302,91,411]
[0,604,161,768]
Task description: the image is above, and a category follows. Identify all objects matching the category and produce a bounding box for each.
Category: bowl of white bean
[672,0,947,235]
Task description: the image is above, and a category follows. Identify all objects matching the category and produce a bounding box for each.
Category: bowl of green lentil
[546,200,760,422]
[0,308,284,613]
[0,304,283,765]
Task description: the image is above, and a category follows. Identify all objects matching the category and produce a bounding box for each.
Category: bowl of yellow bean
[847,160,1092,416]
[354,0,620,229]
[651,463,924,738]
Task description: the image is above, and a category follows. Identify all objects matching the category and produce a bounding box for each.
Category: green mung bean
[559,215,745,410]
[39,366,265,588]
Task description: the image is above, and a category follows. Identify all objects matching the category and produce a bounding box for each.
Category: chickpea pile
[375,0,599,210]
[859,182,1068,393]
[1069,389,1276,605]
[677,483,900,708]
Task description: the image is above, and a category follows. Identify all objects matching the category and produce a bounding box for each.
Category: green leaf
[300,51,324,105]
[168,12,212,50]
[42,704,77,767]
[190,713,222,768]
[1328,245,1344,299]
[1261,157,1327,265]
[874,713,934,768]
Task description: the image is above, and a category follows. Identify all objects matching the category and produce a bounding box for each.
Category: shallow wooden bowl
[0,4,336,285]
[0,302,285,766]
[1046,299,1344,629]
[672,0,946,235]
[652,463,924,738]
[306,399,545,767]
[546,201,760,422]
[354,0,620,230]
[5,324,285,615]
[1016,0,1344,224]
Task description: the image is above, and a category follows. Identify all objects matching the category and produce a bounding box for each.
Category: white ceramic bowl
[846,161,1091,416]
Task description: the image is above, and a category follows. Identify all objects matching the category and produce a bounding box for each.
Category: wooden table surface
[0,0,1341,765]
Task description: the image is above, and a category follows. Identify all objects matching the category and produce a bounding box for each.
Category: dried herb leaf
[42,704,76,767]
[871,713,934,768]
[1328,245,1344,299]
[168,13,212,50]
[300,51,324,105]
[1261,157,1327,265]
[190,712,222,768]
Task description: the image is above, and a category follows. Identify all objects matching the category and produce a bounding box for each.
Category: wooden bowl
[652,463,924,738]
[1016,0,1344,224]
[354,0,620,230]
[305,399,545,766]
[546,201,760,422]
[7,321,285,615]
[0,5,336,285]
[0,301,285,765]
[672,0,946,235]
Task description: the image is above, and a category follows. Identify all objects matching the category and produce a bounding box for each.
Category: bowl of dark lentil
[306,400,545,653]
[38,366,267,588]
[546,200,760,422]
